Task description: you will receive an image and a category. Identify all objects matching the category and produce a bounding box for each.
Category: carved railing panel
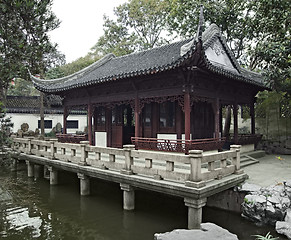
[131,137,226,154]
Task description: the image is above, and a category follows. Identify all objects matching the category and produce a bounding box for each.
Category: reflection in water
[0,161,287,239]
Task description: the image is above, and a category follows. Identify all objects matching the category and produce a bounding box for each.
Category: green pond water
[0,159,286,240]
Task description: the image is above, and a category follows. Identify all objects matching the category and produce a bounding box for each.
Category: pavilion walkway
[11,137,247,229]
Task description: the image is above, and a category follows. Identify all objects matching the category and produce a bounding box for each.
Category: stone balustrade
[11,137,246,230]
[12,138,242,188]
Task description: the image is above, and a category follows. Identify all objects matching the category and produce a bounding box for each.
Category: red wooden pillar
[151,102,159,138]
[184,92,191,141]
[63,106,68,134]
[176,102,182,139]
[87,104,93,145]
[135,96,140,137]
[250,101,255,135]
[105,108,112,147]
[213,98,220,139]
[233,102,238,143]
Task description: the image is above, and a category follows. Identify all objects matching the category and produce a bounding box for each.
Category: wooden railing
[131,137,226,153]
[12,138,243,188]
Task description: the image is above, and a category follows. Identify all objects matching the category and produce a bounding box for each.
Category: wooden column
[134,95,140,138]
[233,102,238,143]
[184,92,191,141]
[63,106,68,134]
[212,98,220,139]
[151,102,159,138]
[106,108,112,147]
[87,104,93,145]
[250,101,255,135]
[223,106,231,138]
[176,102,182,139]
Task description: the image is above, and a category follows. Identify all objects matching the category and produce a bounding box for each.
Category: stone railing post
[49,139,58,160]
[230,145,243,174]
[79,141,89,166]
[121,145,135,175]
[185,150,205,188]
[27,137,34,155]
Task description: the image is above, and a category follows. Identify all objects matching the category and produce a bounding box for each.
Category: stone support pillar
[11,159,18,172]
[77,173,90,196]
[233,102,238,144]
[34,164,43,179]
[26,160,34,178]
[184,198,207,229]
[48,166,58,185]
[120,183,135,210]
[44,165,50,180]
[184,92,191,141]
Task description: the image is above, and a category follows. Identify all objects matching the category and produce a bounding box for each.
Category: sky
[49,0,127,63]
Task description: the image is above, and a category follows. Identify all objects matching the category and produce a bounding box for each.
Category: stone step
[240,155,260,168]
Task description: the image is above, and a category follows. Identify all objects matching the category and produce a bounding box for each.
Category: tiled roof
[5,95,85,115]
[32,24,267,93]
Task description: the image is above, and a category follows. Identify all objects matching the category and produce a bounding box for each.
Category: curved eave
[203,57,268,90]
[31,49,196,94]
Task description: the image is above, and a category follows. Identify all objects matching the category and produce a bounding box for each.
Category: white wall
[7,112,87,134]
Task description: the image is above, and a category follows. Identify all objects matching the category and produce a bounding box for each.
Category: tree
[91,15,138,57]
[167,0,254,61]
[167,0,290,94]
[46,53,101,79]
[247,0,290,94]
[0,101,13,149]
[0,0,61,102]
[91,0,170,57]
[7,78,39,96]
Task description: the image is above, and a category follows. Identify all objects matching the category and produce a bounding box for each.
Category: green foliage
[91,15,138,57]
[253,232,279,240]
[168,0,290,97]
[256,91,291,118]
[0,0,63,100]
[0,102,13,148]
[91,0,170,57]
[167,0,252,59]
[46,54,101,78]
[7,78,39,96]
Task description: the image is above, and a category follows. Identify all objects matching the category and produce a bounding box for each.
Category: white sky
[49,0,127,63]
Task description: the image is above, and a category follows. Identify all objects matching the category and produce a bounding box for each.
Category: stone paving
[243,154,291,187]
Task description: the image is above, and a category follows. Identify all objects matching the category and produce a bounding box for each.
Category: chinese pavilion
[31,19,267,153]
